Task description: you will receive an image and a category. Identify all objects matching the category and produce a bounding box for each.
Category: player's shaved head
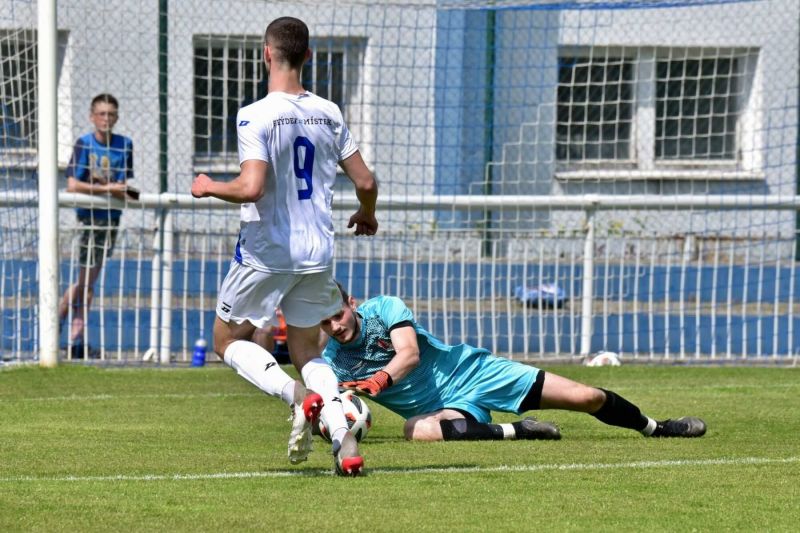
[264,17,309,69]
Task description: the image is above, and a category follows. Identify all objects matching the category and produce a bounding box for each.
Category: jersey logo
[238,120,250,126]
[377,338,394,352]
[264,362,276,371]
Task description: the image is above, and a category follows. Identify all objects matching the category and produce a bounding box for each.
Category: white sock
[499,423,516,440]
[223,340,294,404]
[280,381,299,406]
[301,357,348,440]
[641,417,658,436]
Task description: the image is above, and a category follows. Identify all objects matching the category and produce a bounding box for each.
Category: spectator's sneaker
[69,344,101,360]
[512,417,562,440]
[333,432,364,477]
[287,392,323,465]
[651,417,707,438]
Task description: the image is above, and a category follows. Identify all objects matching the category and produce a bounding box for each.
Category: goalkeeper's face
[320,298,360,345]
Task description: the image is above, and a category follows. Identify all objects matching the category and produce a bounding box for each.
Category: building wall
[486,0,798,235]
[1,0,798,240]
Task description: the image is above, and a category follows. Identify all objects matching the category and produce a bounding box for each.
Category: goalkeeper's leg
[405,410,561,441]
[538,372,706,437]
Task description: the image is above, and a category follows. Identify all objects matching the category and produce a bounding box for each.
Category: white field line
[1,456,797,483]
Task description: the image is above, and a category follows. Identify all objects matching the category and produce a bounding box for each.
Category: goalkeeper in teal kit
[321,284,707,441]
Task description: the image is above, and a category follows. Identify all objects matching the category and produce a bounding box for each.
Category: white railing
[2,190,800,364]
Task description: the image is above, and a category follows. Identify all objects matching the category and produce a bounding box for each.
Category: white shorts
[216,261,342,328]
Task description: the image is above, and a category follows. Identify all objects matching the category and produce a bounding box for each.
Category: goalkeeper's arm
[340,325,419,396]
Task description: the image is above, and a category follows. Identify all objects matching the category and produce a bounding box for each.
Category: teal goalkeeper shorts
[436,352,541,424]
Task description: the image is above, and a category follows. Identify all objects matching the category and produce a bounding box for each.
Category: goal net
[1,0,797,363]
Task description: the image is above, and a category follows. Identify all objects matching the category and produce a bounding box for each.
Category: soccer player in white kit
[191,17,377,476]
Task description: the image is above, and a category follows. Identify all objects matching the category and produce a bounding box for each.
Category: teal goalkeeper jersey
[322,296,536,422]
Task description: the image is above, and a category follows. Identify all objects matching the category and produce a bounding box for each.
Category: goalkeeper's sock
[591,388,656,434]
[440,419,507,440]
[301,357,349,444]
[223,340,295,403]
[439,418,560,441]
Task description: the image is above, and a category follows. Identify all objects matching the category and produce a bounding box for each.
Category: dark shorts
[519,370,546,412]
[78,216,119,268]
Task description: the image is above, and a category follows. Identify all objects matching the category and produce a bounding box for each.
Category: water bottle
[191,338,207,367]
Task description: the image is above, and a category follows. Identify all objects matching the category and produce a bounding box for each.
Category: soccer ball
[585,351,622,367]
[316,390,372,442]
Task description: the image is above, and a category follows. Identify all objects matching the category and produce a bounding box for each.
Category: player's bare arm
[191,159,267,203]
[382,325,420,383]
[340,325,420,397]
[340,151,378,236]
[67,176,128,200]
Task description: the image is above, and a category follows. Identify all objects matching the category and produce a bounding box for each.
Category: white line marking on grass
[2,456,797,483]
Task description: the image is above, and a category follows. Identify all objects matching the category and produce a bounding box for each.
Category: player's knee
[549,382,606,413]
[212,338,227,358]
[583,387,606,413]
[71,282,87,298]
[403,418,442,441]
[211,332,229,358]
[403,420,416,440]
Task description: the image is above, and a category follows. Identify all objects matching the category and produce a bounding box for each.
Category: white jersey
[234,91,358,273]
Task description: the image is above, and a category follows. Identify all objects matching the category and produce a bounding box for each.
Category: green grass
[1,364,798,532]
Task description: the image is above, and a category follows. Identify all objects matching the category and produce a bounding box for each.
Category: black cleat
[512,417,561,440]
[652,417,707,438]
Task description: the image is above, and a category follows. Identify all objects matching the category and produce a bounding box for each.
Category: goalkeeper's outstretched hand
[340,370,393,397]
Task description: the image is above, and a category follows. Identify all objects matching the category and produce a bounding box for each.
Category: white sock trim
[499,423,516,440]
[281,381,298,405]
[331,428,348,446]
[641,417,658,436]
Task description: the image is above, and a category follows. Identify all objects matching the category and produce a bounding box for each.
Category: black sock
[591,388,649,432]
[440,418,507,441]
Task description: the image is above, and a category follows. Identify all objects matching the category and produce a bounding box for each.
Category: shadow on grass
[262,463,481,477]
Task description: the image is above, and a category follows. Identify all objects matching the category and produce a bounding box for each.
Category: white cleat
[287,392,323,465]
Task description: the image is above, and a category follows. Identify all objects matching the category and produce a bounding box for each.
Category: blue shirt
[66,132,133,220]
[322,296,500,420]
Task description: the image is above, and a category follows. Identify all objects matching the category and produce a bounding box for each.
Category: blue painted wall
[2,258,798,357]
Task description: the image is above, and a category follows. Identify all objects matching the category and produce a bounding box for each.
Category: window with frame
[655,56,742,160]
[194,36,266,158]
[556,47,755,177]
[1,30,38,151]
[556,55,635,162]
[193,35,361,164]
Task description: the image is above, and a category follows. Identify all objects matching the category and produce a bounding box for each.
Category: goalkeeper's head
[321,281,360,344]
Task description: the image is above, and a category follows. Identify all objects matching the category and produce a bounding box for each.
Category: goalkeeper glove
[340,370,393,397]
